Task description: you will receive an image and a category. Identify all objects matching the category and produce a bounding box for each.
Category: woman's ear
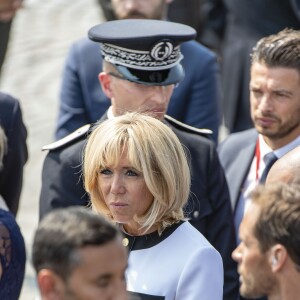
[99,72,114,99]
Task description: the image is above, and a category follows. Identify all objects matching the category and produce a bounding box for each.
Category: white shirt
[235,134,300,241]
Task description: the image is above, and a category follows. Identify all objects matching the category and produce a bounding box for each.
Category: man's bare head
[266,145,300,185]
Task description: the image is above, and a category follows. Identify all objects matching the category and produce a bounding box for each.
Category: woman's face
[98,149,154,235]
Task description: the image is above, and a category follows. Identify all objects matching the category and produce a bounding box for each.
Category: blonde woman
[84,113,223,300]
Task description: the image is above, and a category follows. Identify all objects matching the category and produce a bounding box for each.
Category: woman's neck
[122,224,158,236]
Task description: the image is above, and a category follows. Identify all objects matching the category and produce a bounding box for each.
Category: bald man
[266,145,300,185]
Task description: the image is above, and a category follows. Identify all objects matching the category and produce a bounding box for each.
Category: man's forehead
[241,202,260,235]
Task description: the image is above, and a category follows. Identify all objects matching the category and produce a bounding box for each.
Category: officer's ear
[99,72,114,99]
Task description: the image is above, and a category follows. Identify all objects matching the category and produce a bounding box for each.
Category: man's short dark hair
[32,207,121,281]
[251,28,300,75]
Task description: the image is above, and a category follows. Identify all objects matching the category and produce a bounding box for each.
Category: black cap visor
[115,63,185,86]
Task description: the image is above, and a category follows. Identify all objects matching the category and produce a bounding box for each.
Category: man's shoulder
[0,93,22,133]
[181,40,216,60]
[165,115,215,152]
[218,128,257,154]
[0,92,19,113]
[221,128,257,145]
[42,124,91,152]
[165,115,213,139]
[71,37,100,55]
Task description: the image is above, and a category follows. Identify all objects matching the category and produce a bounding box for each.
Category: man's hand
[0,0,22,22]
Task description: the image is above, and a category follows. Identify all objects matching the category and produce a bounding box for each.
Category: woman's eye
[126,170,138,176]
[99,169,112,175]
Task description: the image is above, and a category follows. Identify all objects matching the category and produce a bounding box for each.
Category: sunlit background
[0,0,104,298]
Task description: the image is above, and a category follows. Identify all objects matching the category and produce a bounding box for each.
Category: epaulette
[42,124,91,151]
[164,115,213,137]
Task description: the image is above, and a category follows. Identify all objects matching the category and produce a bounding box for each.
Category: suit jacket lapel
[227,139,257,209]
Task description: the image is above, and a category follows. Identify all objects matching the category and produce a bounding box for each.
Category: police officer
[40,19,238,300]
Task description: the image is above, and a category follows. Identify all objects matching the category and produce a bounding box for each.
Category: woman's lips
[110,202,128,208]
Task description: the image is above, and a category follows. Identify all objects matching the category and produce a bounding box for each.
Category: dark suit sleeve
[0,97,28,215]
[39,141,89,220]
[205,145,238,300]
[184,50,221,143]
[55,43,90,140]
[187,139,238,300]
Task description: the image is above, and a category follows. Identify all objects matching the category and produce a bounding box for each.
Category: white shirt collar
[259,134,300,160]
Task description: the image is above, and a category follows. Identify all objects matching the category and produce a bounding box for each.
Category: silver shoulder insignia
[42,124,91,151]
[164,115,213,135]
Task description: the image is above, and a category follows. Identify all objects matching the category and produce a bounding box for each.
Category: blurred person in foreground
[0,92,27,215]
[232,183,300,300]
[0,0,23,76]
[84,112,224,299]
[0,124,26,300]
[32,206,128,300]
[56,0,221,143]
[40,19,238,299]
[218,28,300,243]
[266,145,300,185]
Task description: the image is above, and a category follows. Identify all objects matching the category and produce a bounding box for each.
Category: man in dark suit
[40,19,238,300]
[218,28,300,246]
[202,0,300,133]
[56,0,221,143]
[0,92,27,215]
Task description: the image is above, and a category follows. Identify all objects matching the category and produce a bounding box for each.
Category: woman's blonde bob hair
[83,112,191,233]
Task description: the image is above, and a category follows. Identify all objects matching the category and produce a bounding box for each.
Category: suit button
[122,238,129,247]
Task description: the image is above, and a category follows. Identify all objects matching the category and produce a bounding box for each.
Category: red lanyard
[255,139,260,181]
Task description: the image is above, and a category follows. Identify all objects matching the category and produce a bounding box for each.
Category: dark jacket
[0,93,28,215]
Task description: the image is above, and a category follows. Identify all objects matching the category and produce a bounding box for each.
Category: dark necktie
[259,152,278,183]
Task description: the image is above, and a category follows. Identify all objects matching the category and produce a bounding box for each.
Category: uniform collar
[121,221,184,252]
